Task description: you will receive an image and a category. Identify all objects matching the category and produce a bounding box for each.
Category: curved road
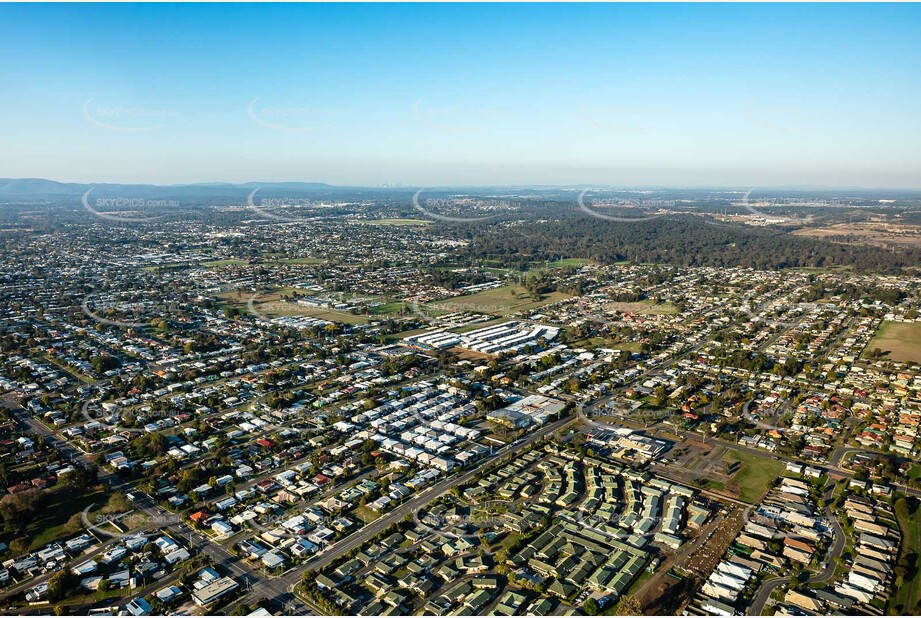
[227,415,577,611]
[748,483,845,615]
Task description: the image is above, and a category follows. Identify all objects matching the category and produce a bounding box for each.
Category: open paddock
[865,321,921,363]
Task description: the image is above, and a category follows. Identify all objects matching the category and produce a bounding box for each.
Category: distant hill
[0,178,97,196]
[0,178,337,198]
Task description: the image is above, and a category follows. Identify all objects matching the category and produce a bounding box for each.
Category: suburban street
[229,414,577,610]
[747,482,847,615]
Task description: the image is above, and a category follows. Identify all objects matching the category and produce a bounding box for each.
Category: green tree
[610,595,643,616]
[47,570,79,602]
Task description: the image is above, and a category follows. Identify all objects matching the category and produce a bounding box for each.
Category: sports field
[892,497,921,614]
[354,218,432,226]
[432,285,571,316]
[252,300,369,324]
[215,288,370,324]
[722,450,784,503]
[865,321,921,363]
[547,258,593,268]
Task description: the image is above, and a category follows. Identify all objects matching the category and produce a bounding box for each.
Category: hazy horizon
[6,176,921,193]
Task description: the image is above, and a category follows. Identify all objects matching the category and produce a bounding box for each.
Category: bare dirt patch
[792,221,921,248]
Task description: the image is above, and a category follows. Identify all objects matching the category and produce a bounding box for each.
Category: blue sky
[2,2,920,188]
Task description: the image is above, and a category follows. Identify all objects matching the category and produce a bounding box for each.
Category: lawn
[21,487,109,550]
[218,286,305,303]
[624,568,654,597]
[570,337,643,352]
[354,218,432,226]
[251,300,370,325]
[698,478,726,493]
[351,505,381,523]
[393,326,438,340]
[891,496,921,614]
[367,301,406,315]
[493,530,524,554]
[451,317,512,334]
[547,258,593,268]
[865,321,921,363]
[721,450,784,503]
[216,288,371,325]
[202,258,247,268]
[908,464,921,483]
[432,285,572,316]
[260,256,327,265]
[43,354,94,384]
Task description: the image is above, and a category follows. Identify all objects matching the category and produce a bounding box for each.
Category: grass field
[865,321,921,363]
[368,301,406,315]
[570,337,643,352]
[202,258,247,268]
[351,505,382,523]
[892,497,921,614]
[722,450,784,503]
[394,326,437,340]
[625,568,654,597]
[262,256,327,265]
[432,285,572,316]
[908,465,921,483]
[450,317,514,334]
[792,222,921,249]
[547,258,593,268]
[22,487,109,550]
[353,218,432,226]
[216,288,370,325]
[216,288,292,304]
[604,300,678,315]
[251,300,370,325]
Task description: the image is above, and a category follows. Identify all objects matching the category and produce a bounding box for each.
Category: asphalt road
[747,482,846,615]
[664,426,921,500]
[5,348,915,617]
[2,389,570,615]
[230,414,577,610]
